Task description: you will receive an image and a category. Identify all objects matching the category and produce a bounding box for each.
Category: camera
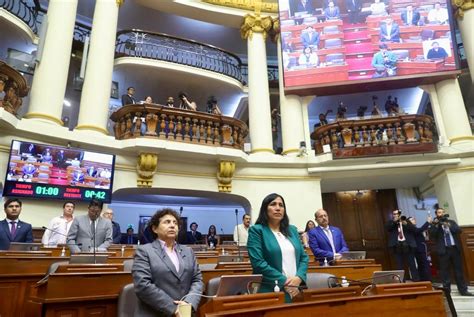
[437,214,449,223]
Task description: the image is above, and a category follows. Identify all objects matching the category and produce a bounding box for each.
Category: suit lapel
[176,244,186,278]
[1,220,12,241]
[153,240,180,280]
[317,226,331,247]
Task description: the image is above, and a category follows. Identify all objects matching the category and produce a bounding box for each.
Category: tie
[91,220,95,236]
[444,228,452,246]
[324,228,336,254]
[128,236,132,244]
[408,13,412,24]
[10,221,17,238]
[398,222,405,240]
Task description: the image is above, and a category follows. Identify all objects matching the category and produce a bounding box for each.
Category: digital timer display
[3,183,111,202]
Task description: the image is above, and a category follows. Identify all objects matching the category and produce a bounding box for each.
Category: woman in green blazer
[247,193,309,302]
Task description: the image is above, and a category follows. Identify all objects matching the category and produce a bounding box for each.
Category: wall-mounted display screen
[279,0,459,89]
[3,140,115,202]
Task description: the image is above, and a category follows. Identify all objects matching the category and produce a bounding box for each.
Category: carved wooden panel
[460,225,474,285]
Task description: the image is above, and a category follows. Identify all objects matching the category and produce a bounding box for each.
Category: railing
[110,104,249,150]
[311,114,437,159]
[115,30,244,83]
[241,64,279,86]
[0,0,40,33]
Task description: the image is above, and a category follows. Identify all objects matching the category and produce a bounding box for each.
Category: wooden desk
[205,290,445,317]
[396,59,445,75]
[28,271,132,317]
[299,285,362,302]
[285,65,349,86]
[281,20,343,37]
[369,24,451,43]
[199,293,285,317]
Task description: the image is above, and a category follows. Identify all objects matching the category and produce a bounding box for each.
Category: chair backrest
[420,29,435,41]
[118,283,138,317]
[391,49,409,60]
[323,25,339,34]
[325,53,345,64]
[325,38,342,49]
[306,273,337,289]
[206,277,221,296]
[123,259,134,272]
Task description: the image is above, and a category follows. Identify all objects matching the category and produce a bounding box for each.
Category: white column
[434,79,473,145]
[25,0,78,125]
[457,9,474,82]
[76,0,121,135]
[242,15,274,154]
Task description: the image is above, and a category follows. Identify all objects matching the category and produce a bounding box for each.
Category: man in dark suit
[346,0,362,24]
[121,227,138,244]
[301,26,320,49]
[292,0,314,15]
[427,41,449,60]
[185,222,202,244]
[324,1,340,20]
[385,209,419,281]
[308,209,349,264]
[121,86,136,106]
[380,17,400,42]
[67,199,113,253]
[407,217,432,281]
[0,198,33,250]
[102,208,121,244]
[401,5,420,26]
[429,208,473,296]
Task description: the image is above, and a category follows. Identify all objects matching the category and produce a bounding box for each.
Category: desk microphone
[91,219,97,264]
[234,209,242,260]
[220,228,224,235]
[42,226,67,237]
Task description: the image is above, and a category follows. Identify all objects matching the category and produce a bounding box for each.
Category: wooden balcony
[110,104,248,150]
[311,114,437,159]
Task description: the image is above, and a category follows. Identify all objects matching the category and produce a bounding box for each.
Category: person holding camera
[178,92,197,111]
[407,217,432,281]
[385,209,419,281]
[429,208,473,296]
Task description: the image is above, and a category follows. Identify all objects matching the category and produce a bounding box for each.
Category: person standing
[385,210,420,281]
[407,216,432,281]
[234,214,251,246]
[67,199,113,253]
[121,87,136,106]
[247,193,308,302]
[102,208,121,244]
[185,222,202,244]
[346,0,362,24]
[308,209,349,264]
[429,208,473,296]
[42,201,75,246]
[0,198,33,250]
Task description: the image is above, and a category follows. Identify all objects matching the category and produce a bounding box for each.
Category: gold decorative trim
[24,113,63,126]
[452,0,474,18]
[281,148,299,155]
[75,124,110,135]
[136,153,158,187]
[202,0,278,13]
[241,13,274,40]
[250,148,275,154]
[449,135,474,144]
[271,17,280,42]
[116,0,124,7]
[0,144,10,153]
[217,161,235,192]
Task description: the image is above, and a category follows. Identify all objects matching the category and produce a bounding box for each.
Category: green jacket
[247,224,308,302]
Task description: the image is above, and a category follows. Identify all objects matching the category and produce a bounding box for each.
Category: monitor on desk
[9,242,42,251]
[340,251,367,260]
[372,270,405,284]
[216,274,263,296]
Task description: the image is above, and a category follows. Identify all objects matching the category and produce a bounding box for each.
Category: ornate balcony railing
[115,30,244,83]
[110,104,249,150]
[0,0,40,33]
[311,114,437,159]
[241,64,279,86]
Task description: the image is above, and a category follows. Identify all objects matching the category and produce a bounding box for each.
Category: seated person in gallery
[371,43,397,78]
[282,34,295,53]
[298,46,319,67]
[300,26,320,50]
[121,86,136,106]
[401,5,421,26]
[41,148,53,163]
[178,92,197,111]
[293,0,314,15]
[427,41,448,60]
[428,2,449,24]
[206,95,222,115]
[141,96,153,104]
[380,17,400,43]
[324,1,340,20]
[370,0,387,16]
[314,110,332,129]
[165,96,175,107]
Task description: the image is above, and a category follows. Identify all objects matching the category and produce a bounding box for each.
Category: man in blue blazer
[380,17,400,42]
[308,209,348,264]
[0,198,33,250]
[401,5,420,26]
[300,26,320,49]
[324,1,341,20]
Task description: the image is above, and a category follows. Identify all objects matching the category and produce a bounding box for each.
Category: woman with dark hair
[302,220,316,248]
[132,208,203,316]
[205,225,220,248]
[247,193,308,302]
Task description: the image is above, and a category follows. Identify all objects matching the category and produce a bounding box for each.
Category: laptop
[340,251,366,260]
[216,274,263,296]
[372,270,405,284]
[9,242,42,251]
[69,254,108,264]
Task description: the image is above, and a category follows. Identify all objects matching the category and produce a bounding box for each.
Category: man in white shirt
[42,201,75,246]
[233,214,251,246]
[428,2,449,24]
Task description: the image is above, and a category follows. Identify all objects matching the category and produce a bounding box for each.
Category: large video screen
[279,0,459,88]
[3,140,115,202]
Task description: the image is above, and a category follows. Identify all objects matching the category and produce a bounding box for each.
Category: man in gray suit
[133,208,203,316]
[67,199,112,253]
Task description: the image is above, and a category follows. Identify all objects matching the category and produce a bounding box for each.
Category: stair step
[458,310,474,317]
[453,297,474,310]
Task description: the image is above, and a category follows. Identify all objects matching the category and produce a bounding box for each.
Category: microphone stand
[92,219,97,264]
[235,209,241,261]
